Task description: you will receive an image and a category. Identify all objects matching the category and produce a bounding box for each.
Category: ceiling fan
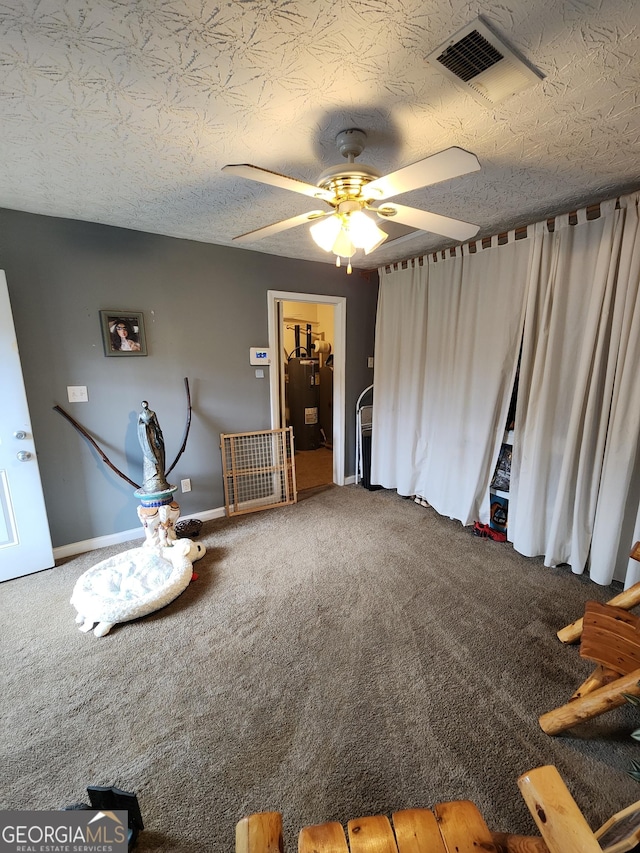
[222,128,481,273]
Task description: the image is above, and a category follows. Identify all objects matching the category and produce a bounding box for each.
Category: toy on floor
[71,539,205,637]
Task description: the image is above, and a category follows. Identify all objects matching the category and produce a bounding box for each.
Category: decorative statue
[137,400,171,495]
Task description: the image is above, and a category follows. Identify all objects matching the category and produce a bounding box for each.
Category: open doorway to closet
[267,291,346,490]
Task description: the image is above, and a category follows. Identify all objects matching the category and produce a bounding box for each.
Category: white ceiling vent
[426,17,544,105]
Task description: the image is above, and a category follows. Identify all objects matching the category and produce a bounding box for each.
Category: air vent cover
[427,17,543,105]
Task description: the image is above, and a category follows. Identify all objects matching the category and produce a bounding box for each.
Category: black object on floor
[63,786,144,849]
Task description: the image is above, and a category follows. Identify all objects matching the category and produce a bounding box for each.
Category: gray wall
[0,208,378,548]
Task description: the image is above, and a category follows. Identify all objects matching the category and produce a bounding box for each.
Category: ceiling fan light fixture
[310,214,356,274]
[331,227,356,259]
[310,215,343,252]
[348,210,388,254]
[311,208,387,263]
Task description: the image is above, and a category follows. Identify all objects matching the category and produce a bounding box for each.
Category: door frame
[267,290,346,486]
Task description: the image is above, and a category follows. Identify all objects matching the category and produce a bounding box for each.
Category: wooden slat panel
[299,822,350,853]
[432,801,497,853]
[392,809,447,853]
[236,813,284,853]
[580,601,640,673]
[347,816,399,853]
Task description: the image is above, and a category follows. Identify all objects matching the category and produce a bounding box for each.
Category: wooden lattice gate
[220,427,297,516]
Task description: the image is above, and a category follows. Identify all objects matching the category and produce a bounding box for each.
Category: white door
[0,271,54,581]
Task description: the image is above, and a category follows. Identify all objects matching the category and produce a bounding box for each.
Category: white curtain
[510,193,640,586]
[372,192,640,587]
[372,234,531,526]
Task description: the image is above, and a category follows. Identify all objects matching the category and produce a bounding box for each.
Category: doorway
[267,291,346,489]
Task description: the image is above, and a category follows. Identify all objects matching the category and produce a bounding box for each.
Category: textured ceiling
[1,0,639,270]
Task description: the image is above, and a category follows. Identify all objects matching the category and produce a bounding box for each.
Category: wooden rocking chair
[539,599,640,735]
[236,765,640,853]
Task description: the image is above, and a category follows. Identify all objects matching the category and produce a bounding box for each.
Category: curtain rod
[384,199,623,272]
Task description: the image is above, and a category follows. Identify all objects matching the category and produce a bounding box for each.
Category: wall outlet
[67,385,88,402]
[181,478,191,493]
[367,357,374,368]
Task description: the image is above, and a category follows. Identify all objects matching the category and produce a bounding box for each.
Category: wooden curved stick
[165,377,192,477]
[53,405,140,489]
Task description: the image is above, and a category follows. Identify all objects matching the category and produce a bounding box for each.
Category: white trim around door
[267,290,346,487]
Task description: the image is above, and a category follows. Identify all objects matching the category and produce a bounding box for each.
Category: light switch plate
[67,385,88,402]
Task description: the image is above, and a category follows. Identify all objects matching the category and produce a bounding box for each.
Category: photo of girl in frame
[100,310,147,357]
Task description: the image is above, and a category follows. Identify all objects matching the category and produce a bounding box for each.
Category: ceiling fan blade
[375,202,480,242]
[231,210,329,243]
[364,147,480,201]
[222,164,334,202]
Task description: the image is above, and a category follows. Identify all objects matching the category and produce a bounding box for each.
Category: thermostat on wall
[250,347,271,366]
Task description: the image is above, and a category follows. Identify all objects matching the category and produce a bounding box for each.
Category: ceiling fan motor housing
[316,164,382,203]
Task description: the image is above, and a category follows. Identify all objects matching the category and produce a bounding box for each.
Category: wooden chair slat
[347,816,398,853]
[392,808,447,853]
[432,800,497,853]
[580,601,640,673]
[237,813,284,853]
[299,822,349,853]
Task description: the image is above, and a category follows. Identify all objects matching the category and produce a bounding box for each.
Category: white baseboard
[53,479,355,560]
[53,506,227,560]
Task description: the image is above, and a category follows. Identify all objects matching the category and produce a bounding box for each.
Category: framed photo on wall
[100,310,147,357]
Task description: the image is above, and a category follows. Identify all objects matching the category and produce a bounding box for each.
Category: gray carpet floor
[2,485,639,852]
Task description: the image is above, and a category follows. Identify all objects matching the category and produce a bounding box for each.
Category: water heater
[287,357,322,451]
